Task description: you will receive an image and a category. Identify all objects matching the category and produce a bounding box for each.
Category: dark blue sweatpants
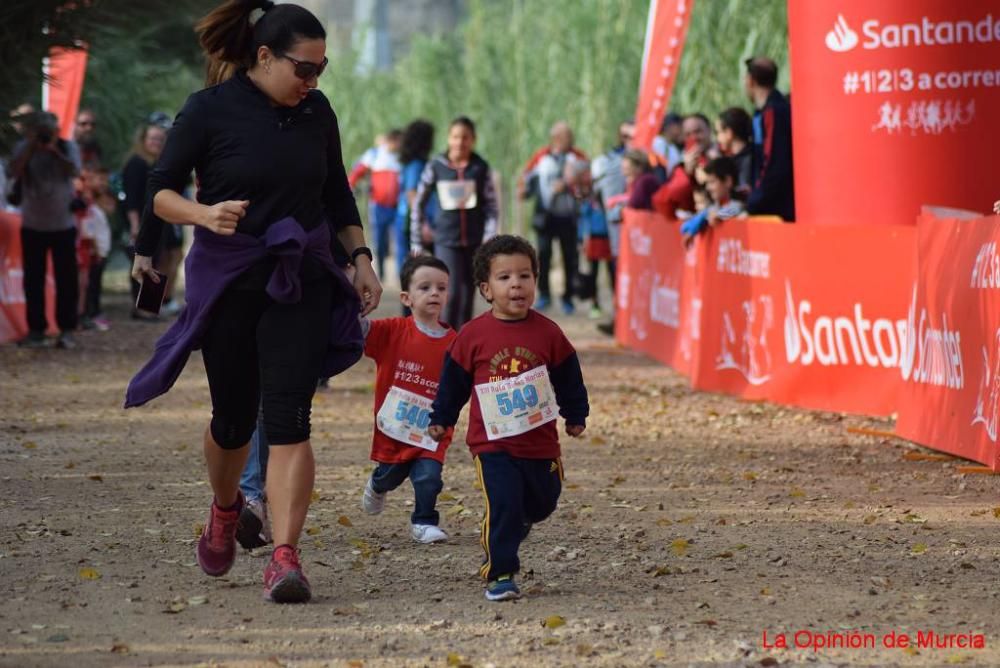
[475,451,563,581]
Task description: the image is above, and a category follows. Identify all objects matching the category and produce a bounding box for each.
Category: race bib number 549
[475,366,558,440]
[376,386,438,452]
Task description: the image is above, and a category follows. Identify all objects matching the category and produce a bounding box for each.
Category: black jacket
[410,152,498,249]
[748,89,795,221]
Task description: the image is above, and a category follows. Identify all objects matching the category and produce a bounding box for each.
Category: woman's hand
[131,254,159,284]
[352,257,383,316]
[197,200,248,235]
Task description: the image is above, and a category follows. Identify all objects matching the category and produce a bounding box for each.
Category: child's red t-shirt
[364,317,456,464]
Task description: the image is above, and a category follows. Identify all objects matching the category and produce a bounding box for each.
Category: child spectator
[349,130,403,281]
[428,235,589,601]
[565,160,613,319]
[680,157,745,240]
[361,255,457,543]
[80,178,113,331]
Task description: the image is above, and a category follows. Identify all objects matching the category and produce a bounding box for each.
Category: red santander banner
[632,0,694,150]
[694,220,915,416]
[895,213,1000,468]
[43,46,88,140]
[787,0,1000,225]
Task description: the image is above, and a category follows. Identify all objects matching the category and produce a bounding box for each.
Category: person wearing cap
[6,110,83,348]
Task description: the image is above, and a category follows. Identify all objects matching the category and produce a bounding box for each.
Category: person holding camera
[6,110,82,348]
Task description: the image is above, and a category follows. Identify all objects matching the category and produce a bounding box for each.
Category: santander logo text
[827,13,1000,52]
[783,282,906,369]
[826,14,859,52]
[899,285,964,389]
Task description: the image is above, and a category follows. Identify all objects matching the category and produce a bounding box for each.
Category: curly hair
[399,119,435,165]
[472,235,539,298]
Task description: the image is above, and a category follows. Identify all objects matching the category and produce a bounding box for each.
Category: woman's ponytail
[195,0,274,85]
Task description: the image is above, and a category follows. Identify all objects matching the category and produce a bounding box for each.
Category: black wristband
[351,246,373,264]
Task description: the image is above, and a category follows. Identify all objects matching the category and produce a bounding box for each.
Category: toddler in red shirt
[428,235,589,600]
[362,255,456,543]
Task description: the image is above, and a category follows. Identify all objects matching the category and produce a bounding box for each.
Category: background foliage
[3,0,788,221]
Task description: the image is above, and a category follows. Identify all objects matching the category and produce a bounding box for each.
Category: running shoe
[263,544,312,603]
[236,496,272,550]
[196,492,243,577]
[485,574,521,601]
[361,477,386,515]
[534,296,551,311]
[411,523,448,543]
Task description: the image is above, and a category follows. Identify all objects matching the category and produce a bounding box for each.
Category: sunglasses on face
[277,53,328,80]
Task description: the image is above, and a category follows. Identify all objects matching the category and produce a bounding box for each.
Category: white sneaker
[411,524,448,543]
[362,478,386,515]
[161,299,182,316]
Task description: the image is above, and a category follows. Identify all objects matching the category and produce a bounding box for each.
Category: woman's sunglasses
[277,53,328,81]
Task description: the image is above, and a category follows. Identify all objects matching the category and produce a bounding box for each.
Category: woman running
[125,0,381,603]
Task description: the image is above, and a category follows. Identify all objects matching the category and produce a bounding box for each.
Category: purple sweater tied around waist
[124,218,362,408]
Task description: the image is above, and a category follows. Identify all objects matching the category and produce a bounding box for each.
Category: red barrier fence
[617,208,1000,468]
[0,212,57,343]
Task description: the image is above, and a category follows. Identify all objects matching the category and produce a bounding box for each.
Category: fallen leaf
[695,619,717,627]
[337,515,353,527]
[760,658,778,667]
[193,523,205,537]
[903,646,919,656]
[22,441,37,450]
[165,601,186,614]
[671,539,689,556]
[946,653,971,664]
[652,566,671,577]
[911,543,928,555]
[305,526,321,536]
[187,595,208,606]
[310,490,321,503]
[742,472,757,481]
[789,487,805,498]
[88,474,103,482]
[446,504,466,517]
[346,661,363,668]
[439,492,457,502]
[576,643,593,656]
[78,567,101,580]
[543,615,566,629]
[656,518,673,527]
[110,643,129,654]
[654,649,667,659]
[713,552,733,559]
[542,637,561,646]
[993,507,1000,518]
[863,515,878,525]
[446,652,465,665]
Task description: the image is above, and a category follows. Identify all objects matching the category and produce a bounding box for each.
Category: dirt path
[2,290,1000,668]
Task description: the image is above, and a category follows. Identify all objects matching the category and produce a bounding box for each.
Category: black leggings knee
[201,279,332,449]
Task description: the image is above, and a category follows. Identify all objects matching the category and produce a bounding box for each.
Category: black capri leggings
[201,278,332,449]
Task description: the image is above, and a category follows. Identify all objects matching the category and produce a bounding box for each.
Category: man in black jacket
[744,57,795,222]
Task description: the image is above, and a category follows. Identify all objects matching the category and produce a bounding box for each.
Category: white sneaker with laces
[362,478,386,515]
[411,523,448,543]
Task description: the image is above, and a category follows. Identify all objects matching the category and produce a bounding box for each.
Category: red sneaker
[196,493,243,577]
[264,544,311,603]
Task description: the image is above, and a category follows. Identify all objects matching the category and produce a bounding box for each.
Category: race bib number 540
[475,366,558,440]
[376,386,438,452]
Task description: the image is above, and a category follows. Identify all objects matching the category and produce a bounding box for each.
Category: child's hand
[566,424,586,438]
[427,425,447,442]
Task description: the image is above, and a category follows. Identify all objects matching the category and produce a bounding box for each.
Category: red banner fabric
[694,220,915,416]
[787,0,1000,225]
[43,47,88,140]
[0,212,57,343]
[615,210,703,377]
[616,208,1000,468]
[895,213,1000,469]
[632,0,694,150]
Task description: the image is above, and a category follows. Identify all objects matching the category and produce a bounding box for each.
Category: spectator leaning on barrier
[680,157,746,241]
[6,111,83,349]
[715,107,753,200]
[622,150,660,211]
[744,57,795,222]
[651,113,716,220]
[519,121,587,314]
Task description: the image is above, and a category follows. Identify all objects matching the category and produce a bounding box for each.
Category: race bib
[475,366,558,441]
[437,179,477,211]
[376,386,439,452]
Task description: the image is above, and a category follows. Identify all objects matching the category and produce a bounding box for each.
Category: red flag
[632,0,694,150]
[43,46,89,140]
